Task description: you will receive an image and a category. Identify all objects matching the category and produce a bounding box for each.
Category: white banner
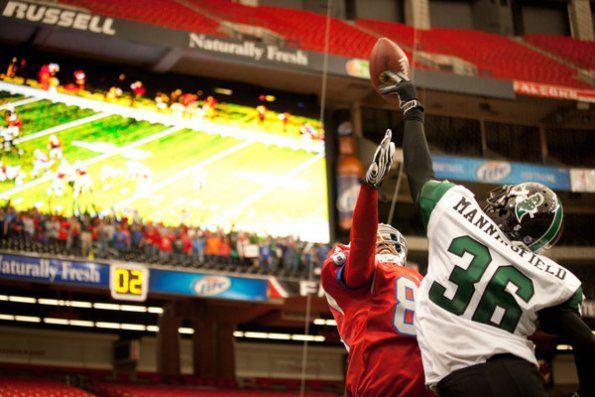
[570,168,595,193]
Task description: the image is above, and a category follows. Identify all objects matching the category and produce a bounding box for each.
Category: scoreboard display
[110,263,150,302]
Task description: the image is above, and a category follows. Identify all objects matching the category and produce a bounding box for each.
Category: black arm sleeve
[538,307,595,397]
[402,108,435,203]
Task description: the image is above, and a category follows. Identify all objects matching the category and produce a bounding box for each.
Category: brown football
[369,37,410,102]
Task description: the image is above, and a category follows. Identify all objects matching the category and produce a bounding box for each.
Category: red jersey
[320,184,433,397]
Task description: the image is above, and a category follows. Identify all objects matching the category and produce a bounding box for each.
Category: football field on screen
[0,88,330,242]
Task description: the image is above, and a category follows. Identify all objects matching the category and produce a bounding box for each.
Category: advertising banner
[432,155,571,190]
[0,252,109,288]
[0,252,270,302]
[149,269,269,302]
[570,168,595,193]
[514,80,595,103]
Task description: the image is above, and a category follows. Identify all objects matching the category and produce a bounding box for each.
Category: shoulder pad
[329,245,347,266]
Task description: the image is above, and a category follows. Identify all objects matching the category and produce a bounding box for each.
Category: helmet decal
[514,192,545,222]
[528,197,563,252]
[484,182,563,253]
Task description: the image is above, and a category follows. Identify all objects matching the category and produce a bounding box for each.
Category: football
[369,37,410,102]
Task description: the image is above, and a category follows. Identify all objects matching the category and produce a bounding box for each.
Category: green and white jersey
[414,180,583,387]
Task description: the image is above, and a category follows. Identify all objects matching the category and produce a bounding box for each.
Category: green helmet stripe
[528,198,563,252]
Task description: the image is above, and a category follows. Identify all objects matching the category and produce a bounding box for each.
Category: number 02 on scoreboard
[110,264,149,302]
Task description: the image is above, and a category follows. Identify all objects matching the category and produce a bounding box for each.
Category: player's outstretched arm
[539,307,595,397]
[379,73,434,204]
[343,130,395,289]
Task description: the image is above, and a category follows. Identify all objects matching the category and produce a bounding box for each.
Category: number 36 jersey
[414,180,583,387]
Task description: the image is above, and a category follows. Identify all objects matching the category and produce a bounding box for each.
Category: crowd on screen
[0,205,330,275]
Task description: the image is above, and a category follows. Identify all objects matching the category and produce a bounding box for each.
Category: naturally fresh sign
[188,33,309,66]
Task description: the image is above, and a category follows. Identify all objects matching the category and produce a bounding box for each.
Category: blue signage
[432,155,571,190]
[149,269,268,302]
[0,252,270,302]
[0,253,110,288]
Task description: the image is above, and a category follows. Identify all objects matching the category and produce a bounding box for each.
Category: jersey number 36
[429,235,535,333]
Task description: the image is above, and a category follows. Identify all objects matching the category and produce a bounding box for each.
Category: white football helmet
[376,223,407,266]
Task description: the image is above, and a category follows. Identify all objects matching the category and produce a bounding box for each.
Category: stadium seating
[187,0,378,58]
[0,377,93,397]
[421,28,588,87]
[358,20,590,88]
[93,382,337,396]
[59,0,222,36]
[57,0,592,88]
[525,34,595,70]
[0,235,312,279]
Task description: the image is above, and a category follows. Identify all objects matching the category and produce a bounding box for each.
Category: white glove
[364,129,396,188]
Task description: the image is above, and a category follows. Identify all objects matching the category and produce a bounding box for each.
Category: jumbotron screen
[0,71,329,242]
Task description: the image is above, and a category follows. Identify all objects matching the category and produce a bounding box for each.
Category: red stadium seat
[525,34,595,70]
[0,377,94,397]
[180,0,378,58]
[358,19,591,88]
[58,0,223,36]
[92,381,340,396]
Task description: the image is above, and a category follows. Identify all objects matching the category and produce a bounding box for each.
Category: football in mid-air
[369,37,410,102]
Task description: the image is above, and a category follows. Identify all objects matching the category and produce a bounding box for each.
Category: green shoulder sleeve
[419,180,456,228]
[563,287,584,313]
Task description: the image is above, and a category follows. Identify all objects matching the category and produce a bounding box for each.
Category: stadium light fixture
[15,315,41,323]
[291,334,325,342]
[94,303,120,310]
[70,300,93,308]
[96,322,121,330]
[44,318,69,325]
[1,307,328,343]
[121,323,146,331]
[9,296,36,304]
[69,320,94,327]
[0,295,9,301]
[120,305,147,313]
[38,298,60,305]
[266,333,292,340]
[244,331,268,339]
[18,296,160,314]
[556,344,573,351]
[314,318,336,326]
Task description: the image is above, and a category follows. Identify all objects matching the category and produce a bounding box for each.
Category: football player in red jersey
[321,130,434,397]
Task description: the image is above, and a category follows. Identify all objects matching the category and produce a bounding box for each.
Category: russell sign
[2,0,116,35]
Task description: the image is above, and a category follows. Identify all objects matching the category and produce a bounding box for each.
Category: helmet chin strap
[375,253,405,266]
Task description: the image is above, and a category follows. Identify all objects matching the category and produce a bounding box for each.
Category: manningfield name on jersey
[452,195,568,281]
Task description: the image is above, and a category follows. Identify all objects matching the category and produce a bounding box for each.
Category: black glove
[378,71,423,115]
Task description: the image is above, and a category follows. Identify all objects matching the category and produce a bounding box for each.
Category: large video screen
[0,71,329,242]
